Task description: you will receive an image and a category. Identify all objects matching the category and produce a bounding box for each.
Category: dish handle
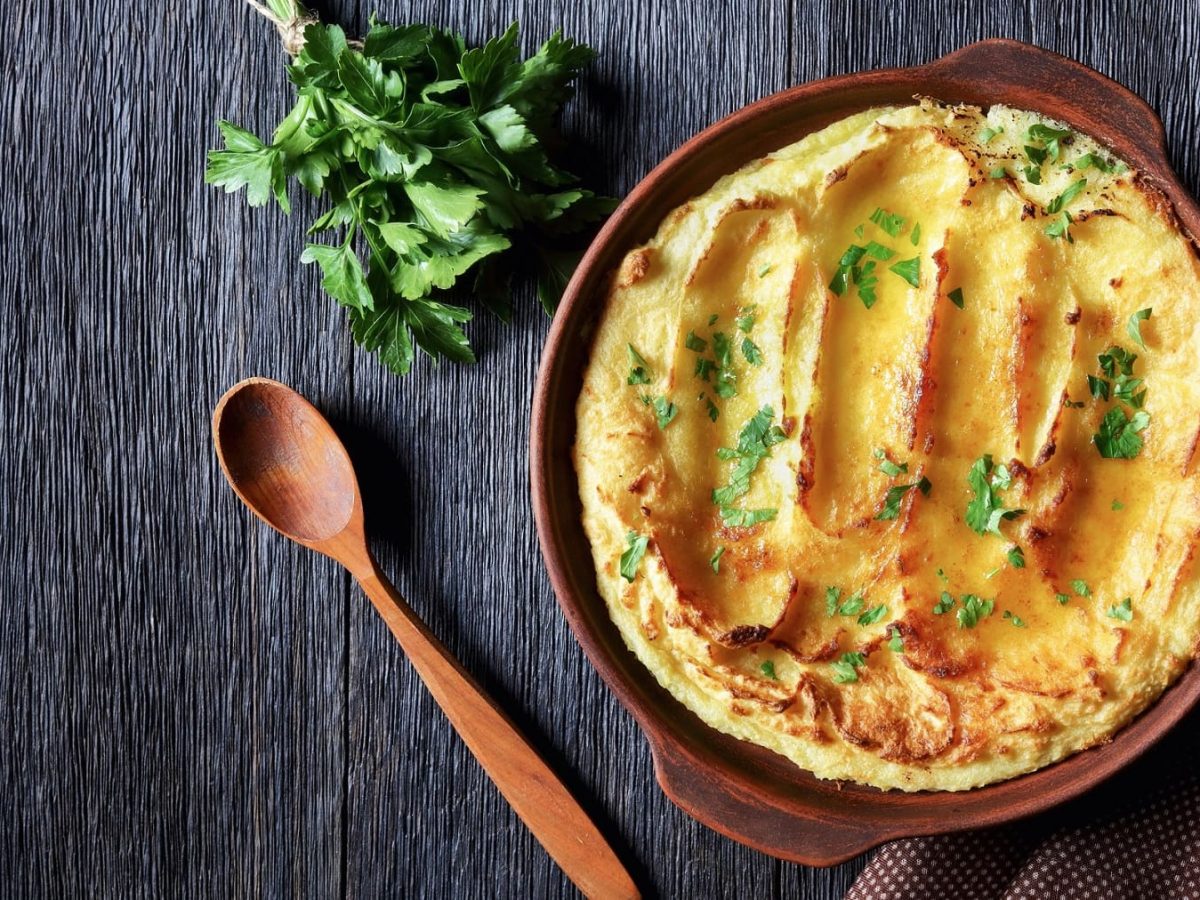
[648,735,890,867]
[924,39,1169,170]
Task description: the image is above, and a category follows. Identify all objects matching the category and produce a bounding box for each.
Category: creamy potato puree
[574,101,1200,791]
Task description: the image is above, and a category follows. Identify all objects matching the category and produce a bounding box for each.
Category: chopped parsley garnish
[887,626,904,652]
[652,396,678,429]
[831,651,867,684]
[694,357,716,381]
[719,507,777,527]
[712,333,738,398]
[1045,211,1074,242]
[685,331,708,352]
[1087,375,1111,400]
[956,594,995,629]
[1062,153,1126,175]
[864,241,894,261]
[626,344,651,385]
[1095,407,1149,459]
[979,125,1003,143]
[760,659,777,679]
[707,313,719,326]
[709,545,725,572]
[936,568,948,582]
[1098,345,1137,379]
[1055,592,1070,605]
[1112,499,1124,511]
[888,257,920,288]
[741,338,764,366]
[1063,396,1085,409]
[757,263,773,277]
[869,207,906,237]
[1002,610,1027,628]
[829,245,880,308]
[736,308,757,333]
[989,166,1007,179]
[704,397,720,422]
[1071,579,1091,598]
[854,224,865,238]
[1107,597,1133,622]
[1007,545,1026,569]
[947,287,965,309]
[965,454,1025,536]
[875,448,908,477]
[1046,178,1087,214]
[1022,165,1042,185]
[1127,308,1152,349]
[619,531,649,582]
[837,593,865,616]
[875,476,931,521]
[910,223,921,246]
[825,586,842,616]
[712,406,786,505]
[857,604,888,626]
[1026,123,1071,161]
[933,591,957,615]
[1024,144,1048,166]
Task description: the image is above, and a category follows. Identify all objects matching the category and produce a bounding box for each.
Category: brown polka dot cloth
[847,715,1200,899]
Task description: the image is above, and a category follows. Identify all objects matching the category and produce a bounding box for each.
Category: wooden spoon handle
[356,567,640,900]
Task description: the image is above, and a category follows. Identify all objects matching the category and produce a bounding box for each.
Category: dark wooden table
[4,1,1198,896]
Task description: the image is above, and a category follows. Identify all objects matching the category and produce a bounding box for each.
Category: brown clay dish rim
[531,39,1200,866]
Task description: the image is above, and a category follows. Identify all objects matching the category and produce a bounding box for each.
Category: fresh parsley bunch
[206,15,613,375]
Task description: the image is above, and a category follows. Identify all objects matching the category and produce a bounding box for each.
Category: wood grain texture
[1,1,1197,898]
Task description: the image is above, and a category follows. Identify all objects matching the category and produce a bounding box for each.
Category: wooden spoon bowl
[530,39,1200,866]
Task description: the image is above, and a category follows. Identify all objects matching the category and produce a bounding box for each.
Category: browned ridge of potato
[575,101,1200,791]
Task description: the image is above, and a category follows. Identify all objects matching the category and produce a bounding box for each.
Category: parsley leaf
[910,223,921,246]
[1071,579,1091,598]
[1094,406,1150,459]
[1107,597,1133,621]
[989,167,1008,179]
[965,455,1025,536]
[760,659,777,679]
[1007,545,1026,568]
[1045,211,1074,242]
[838,593,866,617]
[1062,153,1126,175]
[875,476,931,521]
[858,604,888,626]
[948,287,965,309]
[933,592,957,615]
[741,338,764,366]
[1087,375,1110,400]
[1112,499,1124,511]
[627,343,651,385]
[652,396,678,429]
[719,507,777,527]
[1002,610,1027,627]
[619,531,649,582]
[870,207,906,237]
[876,449,908,477]
[1046,178,1087,214]
[208,19,612,375]
[888,257,920,288]
[831,652,867,684]
[685,331,708,353]
[825,586,842,617]
[710,546,725,572]
[956,594,995,629]
[1026,123,1071,161]
[712,406,787,510]
[887,626,904,652]
[979,125,1003,143]
[1127,308,1152,349]
[1055,593,1070,605]
[757,263,773,277]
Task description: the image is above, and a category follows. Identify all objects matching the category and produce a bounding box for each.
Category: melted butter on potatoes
[575,101,1200,791]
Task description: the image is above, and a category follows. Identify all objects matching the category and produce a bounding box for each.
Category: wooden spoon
[212,376,638,900]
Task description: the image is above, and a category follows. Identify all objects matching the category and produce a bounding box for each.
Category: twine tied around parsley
[243,0,319,55]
